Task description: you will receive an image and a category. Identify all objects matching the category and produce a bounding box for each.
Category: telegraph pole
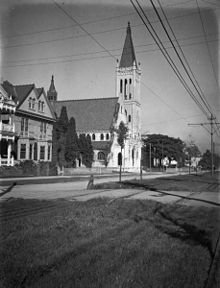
[188,114,220,176]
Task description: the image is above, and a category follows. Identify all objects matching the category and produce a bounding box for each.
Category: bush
[15,160,37,176]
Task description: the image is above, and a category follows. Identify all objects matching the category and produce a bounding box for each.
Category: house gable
[18,87,55,121]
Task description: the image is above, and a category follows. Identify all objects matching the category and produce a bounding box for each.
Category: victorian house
[2,81,56,164]
[0,84,16,166]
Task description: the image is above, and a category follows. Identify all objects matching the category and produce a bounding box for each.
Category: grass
[94,171,220,192]
[1,197,220,288]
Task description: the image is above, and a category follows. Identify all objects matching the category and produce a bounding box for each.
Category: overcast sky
[0,0,219,153]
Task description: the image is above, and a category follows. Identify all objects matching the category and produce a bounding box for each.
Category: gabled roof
[119,22,137,68]
[15,84,35,105]
[54,97,119,132]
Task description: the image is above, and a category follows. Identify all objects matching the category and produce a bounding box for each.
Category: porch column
[7,141,11,166]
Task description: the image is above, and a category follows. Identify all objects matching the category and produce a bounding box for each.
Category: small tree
[65,117,79,167]
[117,121,128,182]
[78,134,94,168]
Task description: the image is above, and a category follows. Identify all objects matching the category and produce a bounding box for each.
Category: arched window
[98,152,105,160]
[125,109,127,116]
[41,101,44,112]
[128,115,131,122]
[106,133,109,140]
[129,78,132,84]
[100,133,104,140]
[92,133,96,140]
[38,101,41,111]
[120,79,123,93]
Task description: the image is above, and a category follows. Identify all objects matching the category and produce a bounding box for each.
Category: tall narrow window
[29,98,32,109]
[41,101,44,112]
[128,115,131,122]
[20,144,26,159]
[40,146,45,160]
[21,118,24,131]
[92,133,96,140]
[40,122,43,132]
[38,101,41,111]
[29,144,32,160]
[25,118,28,132]
[32,99,35,110]
[120,79,123,93]
[106,133,109,140]
[44,122,46,134]
[100,133,104,140]
[48,145,51,161]
[124,79,127,100]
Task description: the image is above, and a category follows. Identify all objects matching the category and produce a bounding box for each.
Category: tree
[65,117,79,167]
[117,121,128,182]
[78,134,94,168]
[52,106,69,169]
[142,134,186,168]
[198,150,220,171]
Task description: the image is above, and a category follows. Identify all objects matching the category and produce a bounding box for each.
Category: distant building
[0,84,16,166]
[2,81,56,163]
[50,22,142,171]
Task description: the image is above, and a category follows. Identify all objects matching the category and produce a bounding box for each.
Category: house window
[20,144,26,159]
[40,122,43,132]
[92,134,96,140]
[40,146,45,160]
[128,115,131,122]
[98,152,105,160]
[100,133,104,140]
[25,118,28,131]
[21,118,25,131]
[44,122,46,134]
[38,101,41,111]
[29,98,32,109]
[32,99,35,110]
[48,145,51,161]
[29,144,32,160]
[106,133,109,140]
[41,101,44,112]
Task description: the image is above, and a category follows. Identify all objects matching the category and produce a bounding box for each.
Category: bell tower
[116,22,141,139]
[116,22,141,169]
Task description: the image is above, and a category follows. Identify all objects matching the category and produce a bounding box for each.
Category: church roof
[54,97,119,132]
[119,22,137,68]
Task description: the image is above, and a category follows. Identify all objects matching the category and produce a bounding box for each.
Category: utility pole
[188,114,220,176]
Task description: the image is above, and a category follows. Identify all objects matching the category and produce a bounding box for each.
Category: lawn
[94,171,220,192]
[0,197,220,288]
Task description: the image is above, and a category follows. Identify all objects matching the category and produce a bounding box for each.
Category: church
[49,22,142,171]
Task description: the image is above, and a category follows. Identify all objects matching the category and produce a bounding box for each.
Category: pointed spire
[49,75,56,92]
[47,75,57,102]
[119,22,137,68]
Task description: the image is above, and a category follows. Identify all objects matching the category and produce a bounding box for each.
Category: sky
[0,0,219,154]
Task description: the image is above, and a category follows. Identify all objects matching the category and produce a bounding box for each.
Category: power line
[2,31,219,65]
[2,8,218,50]
[131,0,210,118]
[5,2,210,41]
[2,36,219,69]
[154,0,217,124]
[53,1,116,60]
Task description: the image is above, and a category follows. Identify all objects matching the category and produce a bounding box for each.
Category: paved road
[0,173,219,207]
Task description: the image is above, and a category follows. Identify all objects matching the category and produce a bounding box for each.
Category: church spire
[119,22,137,68]
[47,75,57,102]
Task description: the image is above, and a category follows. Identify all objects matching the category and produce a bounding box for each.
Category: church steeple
[47,75,57,102]
[119,22,137,68]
